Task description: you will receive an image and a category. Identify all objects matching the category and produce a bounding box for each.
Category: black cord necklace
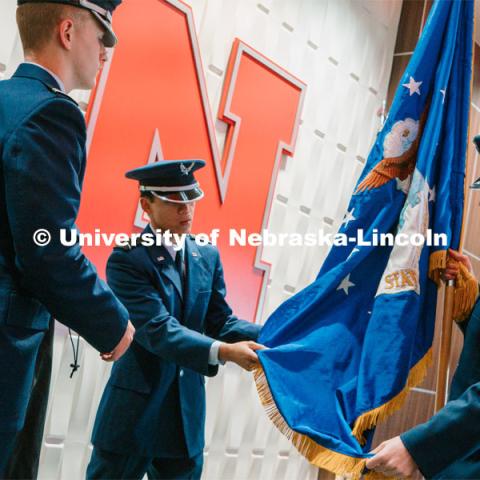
[68,328,80,378]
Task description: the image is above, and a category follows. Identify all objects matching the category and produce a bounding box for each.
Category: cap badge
[180,162,195,176]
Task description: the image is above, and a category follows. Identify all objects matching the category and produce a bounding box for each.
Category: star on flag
[337,274,355,295]
[342,208,356,229]
[396,176,411,194]
[402,76,422,96]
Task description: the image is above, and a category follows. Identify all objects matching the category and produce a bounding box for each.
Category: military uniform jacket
[91,230,262,458]
[0,64,128,432]
[402,299,480,478]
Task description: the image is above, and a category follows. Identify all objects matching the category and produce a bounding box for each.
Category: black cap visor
[470,176,480,190]
[145,185,204,204]
[474,134,480,154]
[90,10,117,47]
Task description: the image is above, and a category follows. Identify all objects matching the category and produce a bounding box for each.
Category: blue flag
[255,1,474,476]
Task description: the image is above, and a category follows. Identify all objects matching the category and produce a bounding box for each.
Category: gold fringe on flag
[253,366,369,479]
[428,250,478,322]
[351,349,432,444]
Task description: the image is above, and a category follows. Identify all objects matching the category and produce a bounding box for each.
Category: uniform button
[179,369,184,377]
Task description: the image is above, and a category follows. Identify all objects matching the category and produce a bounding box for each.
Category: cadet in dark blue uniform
[0,0,135,476]
[87,160,264,479]
[366,144,480,478]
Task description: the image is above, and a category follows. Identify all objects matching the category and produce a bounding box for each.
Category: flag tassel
[428,249,448,284]
[452,263,478,322]
[429,250,478,322]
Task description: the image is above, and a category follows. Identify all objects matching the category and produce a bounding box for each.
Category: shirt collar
[23,62,66,93]
[147,224,182,260]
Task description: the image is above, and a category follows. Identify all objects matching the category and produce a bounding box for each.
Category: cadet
[366,138,480,478]
[87,160,264,479]
[0,1,135,476]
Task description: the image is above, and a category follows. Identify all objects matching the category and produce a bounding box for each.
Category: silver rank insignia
[180,162,195,176]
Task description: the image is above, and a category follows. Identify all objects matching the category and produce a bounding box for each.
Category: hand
[366,436,419,478]
[100,320,135,362]
[218,341,266,371]
[444,248,473,281]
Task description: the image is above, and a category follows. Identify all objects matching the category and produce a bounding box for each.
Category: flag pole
[434,279,455,412]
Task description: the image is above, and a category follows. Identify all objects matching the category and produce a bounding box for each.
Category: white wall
[0,0,402,478]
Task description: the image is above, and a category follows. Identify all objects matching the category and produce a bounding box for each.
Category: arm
[366,382,480,478]
[400,381,480,477]
[106,250,217,376]
[3,98,128,353]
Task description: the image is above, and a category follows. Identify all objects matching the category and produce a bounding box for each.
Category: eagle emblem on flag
[356,117,423,193]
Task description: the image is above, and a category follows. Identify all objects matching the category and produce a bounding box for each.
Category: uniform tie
[175,248,185,291]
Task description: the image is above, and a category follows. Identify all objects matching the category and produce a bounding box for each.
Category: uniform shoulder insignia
[115,239,138,252]
[47,86,79,106]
